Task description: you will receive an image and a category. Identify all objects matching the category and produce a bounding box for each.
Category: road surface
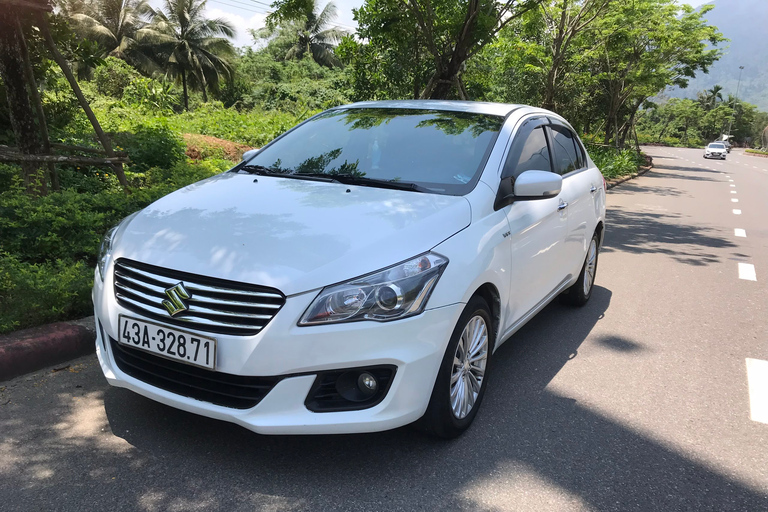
[1,147,767,511]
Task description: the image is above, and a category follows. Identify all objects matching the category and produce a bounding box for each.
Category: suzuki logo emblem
[162,282,191,316]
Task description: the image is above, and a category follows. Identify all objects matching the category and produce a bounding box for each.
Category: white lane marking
[726,175,730,177]
[739,262,757,281]
[732,198,739,203]
[729,179,734,182]
[746,358,768,424]
[730,184,736,187]
[731,190,737,194]
[754,166,759,169]
[735,228,746,237]
[733,209,742,214]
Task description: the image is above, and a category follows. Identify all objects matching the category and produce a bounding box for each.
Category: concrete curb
[745,151,768,159]
[0,317,95,382]
[606,165,652,190]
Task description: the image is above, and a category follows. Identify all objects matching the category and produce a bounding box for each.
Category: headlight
[299,252,448,325]
[97,225,119,281]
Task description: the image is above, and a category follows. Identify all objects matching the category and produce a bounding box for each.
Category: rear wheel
[417,296,493,438]
[561,232,600,306]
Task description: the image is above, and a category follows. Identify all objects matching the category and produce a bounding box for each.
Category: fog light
[358,372,378,395]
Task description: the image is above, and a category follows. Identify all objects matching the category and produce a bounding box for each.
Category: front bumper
[93,270,464,434]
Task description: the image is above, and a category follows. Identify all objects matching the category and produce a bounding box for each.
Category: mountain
[666,0,768,111]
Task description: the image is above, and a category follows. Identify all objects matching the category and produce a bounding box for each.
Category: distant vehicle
[722,140,732,153]
[704,142,727,160]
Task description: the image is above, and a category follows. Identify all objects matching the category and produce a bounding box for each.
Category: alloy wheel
[450,315,489,419]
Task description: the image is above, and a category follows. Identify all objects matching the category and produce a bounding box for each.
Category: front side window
[502,123,552,179]
[550,126,582,175]
[242,108,505,195]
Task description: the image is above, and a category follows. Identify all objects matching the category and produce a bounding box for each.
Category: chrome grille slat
[118,262,282,299]
[114,259,285,336]
[116,272,281,310]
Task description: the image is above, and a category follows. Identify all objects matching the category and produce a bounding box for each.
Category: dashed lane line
[735,229,746,237]
[731,191,737,194]
[732,198,739,203]
[739,263,757,281]
[746,358,768,424]
[733,209,742,215]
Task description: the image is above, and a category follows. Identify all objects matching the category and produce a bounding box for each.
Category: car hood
[112,172,471,295]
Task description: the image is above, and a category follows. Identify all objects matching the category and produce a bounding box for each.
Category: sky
[201,0,714,49]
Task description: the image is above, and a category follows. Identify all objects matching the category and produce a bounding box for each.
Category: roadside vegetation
[0,0,762,333]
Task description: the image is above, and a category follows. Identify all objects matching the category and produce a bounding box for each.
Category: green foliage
[122,77,181,113]
[588,145,645,179]
[93,57,141,97]
[116,120,186,171]
[0,253,94,334]
[746,149,768,156]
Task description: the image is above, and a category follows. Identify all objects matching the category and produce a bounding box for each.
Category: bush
[0,253,93,334]
[93,57,141,98]
[120,120,187,171]
[587,145,645,179]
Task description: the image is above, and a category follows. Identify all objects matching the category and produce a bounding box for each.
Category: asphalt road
[2,147,767,511]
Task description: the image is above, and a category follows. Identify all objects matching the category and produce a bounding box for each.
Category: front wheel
[417,296,493,438]
[561,232,600,306]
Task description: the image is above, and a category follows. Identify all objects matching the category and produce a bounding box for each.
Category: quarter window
[502,124,552,179]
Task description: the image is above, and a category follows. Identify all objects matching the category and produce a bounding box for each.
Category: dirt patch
[183,134,253,162]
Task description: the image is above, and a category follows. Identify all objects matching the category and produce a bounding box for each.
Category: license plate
[118,315,217,370]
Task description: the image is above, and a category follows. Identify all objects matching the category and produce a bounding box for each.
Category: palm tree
[139,0,236,110]
[66,0,153,67]
[700,85,724,111]
[274,0,346,68]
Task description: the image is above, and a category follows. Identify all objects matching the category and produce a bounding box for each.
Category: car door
[547,122,596,278]
[497,116,570,332]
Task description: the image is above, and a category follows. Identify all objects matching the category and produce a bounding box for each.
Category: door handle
[590,185,597,193]
[558,201,568,211]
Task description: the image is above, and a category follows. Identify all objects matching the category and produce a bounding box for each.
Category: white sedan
[93,100,606,438]
[704,142,727,159]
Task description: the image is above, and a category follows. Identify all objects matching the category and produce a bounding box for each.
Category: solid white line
[733,209,742,214]
[739,262,757,281]
[746,358,768,424]
[735,228,746,237]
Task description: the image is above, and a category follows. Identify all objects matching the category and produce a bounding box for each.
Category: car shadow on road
[601,206,735,266]
[79,285,765,511]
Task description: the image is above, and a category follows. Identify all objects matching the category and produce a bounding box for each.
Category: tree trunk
[17,14,58,191]
[38,12,129,191]
[182,70,189,111]
[0,10,45,195]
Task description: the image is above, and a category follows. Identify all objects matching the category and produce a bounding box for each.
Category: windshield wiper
[327,175,430,193]
[237,165,340,184]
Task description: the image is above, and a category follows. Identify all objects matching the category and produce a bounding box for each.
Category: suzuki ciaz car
[93,100,606,438]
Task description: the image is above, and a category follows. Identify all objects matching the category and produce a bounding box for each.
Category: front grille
[114,258,285,336]
[110,337,281,409]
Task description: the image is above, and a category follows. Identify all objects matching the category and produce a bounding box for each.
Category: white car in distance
[93,100,607,438]
[704,142,727,159]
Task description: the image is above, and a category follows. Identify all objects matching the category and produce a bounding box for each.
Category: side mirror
[494,170,562,210]
[241,148,260,162]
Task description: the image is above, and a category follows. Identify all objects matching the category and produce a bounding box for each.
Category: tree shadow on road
[601,206,735,266]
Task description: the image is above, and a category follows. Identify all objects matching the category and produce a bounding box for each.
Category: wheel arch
[470,283,501,350]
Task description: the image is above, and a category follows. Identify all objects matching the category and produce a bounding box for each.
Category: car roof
[339,100,536,118]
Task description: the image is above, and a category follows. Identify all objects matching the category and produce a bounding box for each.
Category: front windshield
[709,143,725,149]
[242,108,505,195]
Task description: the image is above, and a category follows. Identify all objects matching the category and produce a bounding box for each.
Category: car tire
[561,232,600,307]
[417,296,494,439]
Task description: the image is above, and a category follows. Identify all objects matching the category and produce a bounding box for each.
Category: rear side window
[550,126,582,175]
[502,123,552,179]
